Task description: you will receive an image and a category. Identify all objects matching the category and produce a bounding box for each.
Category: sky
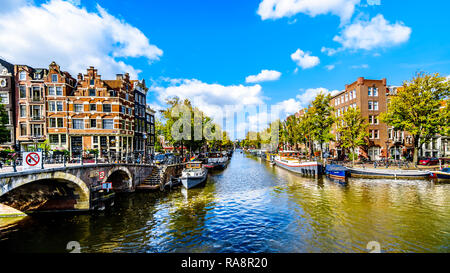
[0,0,449,139]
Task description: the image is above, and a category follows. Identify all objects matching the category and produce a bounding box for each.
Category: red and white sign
[23,152,42,170]
[99,171,105,180]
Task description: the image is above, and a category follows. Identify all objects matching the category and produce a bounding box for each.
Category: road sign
[101,182,112,190]
[23,152,42,170]
[99,171,105,180]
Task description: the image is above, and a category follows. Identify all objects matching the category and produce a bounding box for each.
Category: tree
[380,72,449,166]
[309,92,335,158]
[336,107,369,166]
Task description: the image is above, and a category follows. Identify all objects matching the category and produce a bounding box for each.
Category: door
[71,136,83,157]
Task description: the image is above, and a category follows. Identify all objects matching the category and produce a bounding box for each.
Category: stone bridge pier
[0,164,154,215]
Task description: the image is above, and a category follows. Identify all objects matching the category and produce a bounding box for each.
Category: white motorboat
[181,161,208,189]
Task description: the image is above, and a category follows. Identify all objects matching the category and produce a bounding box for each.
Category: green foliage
[336,107,369,165]
[380,72,449,165]
[309,92,335,151]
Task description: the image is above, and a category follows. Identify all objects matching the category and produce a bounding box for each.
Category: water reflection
[0,152,449,253]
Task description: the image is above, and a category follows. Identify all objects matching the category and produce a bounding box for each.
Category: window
[373,101,378,110]
[388,128,393,139]
[125,93,129,101]
[20,123,27,136]
[0,92,9,104]
[368,101,373,110]
[57,118,63,128]
[93,136,98,144]
[19,71,26,81]
[49,118,56,128]
[368,87,372,96]
[57,101,63,112]
[89,104,96,111]
[74,104,83,112]
[90,119,97,128]
[31,124,42,137]
[56,87,63,96]
[90,79,95,86]
[353,90,356,99]
[374,130,379,139]
[20,85,26,98]
[109,90,116,97]
[345,93,348,102]
[49,134,59,144]
[51,74,58,83]
[73,119,84,129]
[103,104,111,113]
[103,119,114,129]
[20,105,26,117]
[48,87,55,96]
[89,89,96,96]
[373,115,378,124]
[61,134,67,145]
[48,101,55,112]
[373,88,378,97]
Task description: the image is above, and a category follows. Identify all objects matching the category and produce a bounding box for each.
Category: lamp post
[385,140,390,167]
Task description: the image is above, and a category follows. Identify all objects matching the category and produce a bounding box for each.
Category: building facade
[15,65,48,151]
[330,77,389,161]
[45,62,76,152]
[132,79,148,159]
[0,59,15,150]
[67,67,135,161]
[146,106,156,156]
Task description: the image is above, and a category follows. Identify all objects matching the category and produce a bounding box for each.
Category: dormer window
[90,79,95,86]
[19,71,26,81]
[52,74,58,82]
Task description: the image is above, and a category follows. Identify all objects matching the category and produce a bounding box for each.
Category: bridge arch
[0,172,90,212]
[106,166,133,192]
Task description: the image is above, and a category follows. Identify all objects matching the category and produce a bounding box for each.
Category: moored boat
[325,164,349,180]
[204,152,229,170]
[430,168,450,182]
[273,151,323,177]
[181,161,208,189]
[348,167,430,179]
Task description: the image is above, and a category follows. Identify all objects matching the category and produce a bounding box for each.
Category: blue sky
[1,0,449,138]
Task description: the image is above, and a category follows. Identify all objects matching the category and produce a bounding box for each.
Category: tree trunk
[352,147,355,167]
[413,135,419,168]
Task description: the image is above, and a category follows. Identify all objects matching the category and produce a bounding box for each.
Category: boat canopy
[186,162,203,169]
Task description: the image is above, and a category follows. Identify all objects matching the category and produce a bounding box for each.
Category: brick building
[68,67,135,161]
[330,77,390,161]
[45,62,76,152]
[132,79,148,158]
[15,64,48,151]
[0,59,15,149]
[146,106,156,156]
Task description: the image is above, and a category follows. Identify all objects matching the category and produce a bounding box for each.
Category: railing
[28,97,44,103]
[31,116,45,121]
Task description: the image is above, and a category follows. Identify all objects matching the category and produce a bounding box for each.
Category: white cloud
[325,64,336,70]
[257,0,361,23]
[245,69,282,83]
[331,14,411,52]
[291,49,320,69]
[351,64,369,69]
[296,87,340,107]
[0,0,163,79]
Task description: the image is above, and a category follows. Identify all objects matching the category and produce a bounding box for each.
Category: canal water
[1,152,449,253]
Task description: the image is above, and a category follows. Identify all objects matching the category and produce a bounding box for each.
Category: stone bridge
[0,163,155,215]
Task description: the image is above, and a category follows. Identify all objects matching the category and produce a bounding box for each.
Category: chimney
[357,77,364,85]
[382,78,387,86]
[116,74,124,81]
[77,73,83,81]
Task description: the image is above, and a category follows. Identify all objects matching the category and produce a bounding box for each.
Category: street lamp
[385,140,390,167]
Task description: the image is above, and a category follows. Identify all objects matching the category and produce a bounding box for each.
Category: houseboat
[204,152,229,170]
[273,151,323,177]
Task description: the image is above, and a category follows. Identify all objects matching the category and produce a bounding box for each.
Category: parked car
[418,158,440,166]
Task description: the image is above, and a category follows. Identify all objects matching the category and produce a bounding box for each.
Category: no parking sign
[23,152,42,170]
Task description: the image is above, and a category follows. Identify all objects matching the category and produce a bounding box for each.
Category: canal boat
[181,161,208,189]
[325,164,349,180]
[204,152,229,170]
[347,167,430,180]
[273,151,323,177]
[430,168,450,182]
